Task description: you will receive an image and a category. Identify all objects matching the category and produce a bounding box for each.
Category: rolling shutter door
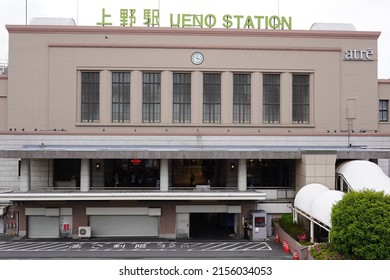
[28,216,60,238]
[89,215,159,237]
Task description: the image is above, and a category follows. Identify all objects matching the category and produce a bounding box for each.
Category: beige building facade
[0,23,390,239]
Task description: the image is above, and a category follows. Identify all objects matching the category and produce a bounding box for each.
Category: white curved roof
[30,17,76,26]
[294,184,344,227]
[310,23,356,31]
[310,190,345,227]
[294,183,329,214]
[337,160,390,194]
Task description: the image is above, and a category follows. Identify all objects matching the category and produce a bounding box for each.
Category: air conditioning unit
[78,226,91,238]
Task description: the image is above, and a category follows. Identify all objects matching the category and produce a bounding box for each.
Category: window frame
[292,74,310,124]
[173,72,191,123]
[233,73,251,124]
[203,73,221,123]
[142,72,161,123]
[81,71,100,123]
[379,99,389,122]
[112,71,131,123]
[263,73,281,124]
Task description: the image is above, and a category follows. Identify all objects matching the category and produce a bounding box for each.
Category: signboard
[344,48,374,61]
[96,8,292,30]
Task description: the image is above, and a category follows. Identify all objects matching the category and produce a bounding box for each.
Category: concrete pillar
[161,71,172,124]
[296,152,337,190]
[191,71,202,124]
[310,220,314,243]
[252,72,262,124]
[238,159,247,191]
[280,72,292,125]
[100,70,110,124]
[19,159,30,192]
[221,71,233,124]
[160,159,169,192]
[130,70,142,123]
[80,159,90,192]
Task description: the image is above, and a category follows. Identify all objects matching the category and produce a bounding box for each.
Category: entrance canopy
[294,184,344,228]
[336,160,390,194]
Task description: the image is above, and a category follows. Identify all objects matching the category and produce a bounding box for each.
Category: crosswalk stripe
[0,241,273,252]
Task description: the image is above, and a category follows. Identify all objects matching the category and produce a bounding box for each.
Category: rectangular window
[81,72,100,122]
[203,73,221,123]
[379,99,389,122]
[142,73,161,123]
[173,73,191,123]
[292,74,310,124]
[233,74,251,123]
[263,74,280,124]
[112,72,130,123]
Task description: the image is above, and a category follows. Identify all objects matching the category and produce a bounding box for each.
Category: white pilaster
[160,159,169,192]
[19,159,30,192]
[80,159,90,192]
[238,159,247,191]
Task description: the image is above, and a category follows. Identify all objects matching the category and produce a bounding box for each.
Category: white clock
[191,52,204,65]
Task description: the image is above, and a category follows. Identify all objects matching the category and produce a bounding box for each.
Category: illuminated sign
[96,8,292,30]
[130,159,142,166]
[344,48,374,61]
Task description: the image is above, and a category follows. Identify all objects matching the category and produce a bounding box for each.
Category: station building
[0,20,390,239]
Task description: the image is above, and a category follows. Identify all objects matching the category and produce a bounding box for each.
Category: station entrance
[189,213,236,239]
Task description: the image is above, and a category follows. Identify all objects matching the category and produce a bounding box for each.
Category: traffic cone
[275,233,280,243]
[282,240,290,253]
[293,250,299,260]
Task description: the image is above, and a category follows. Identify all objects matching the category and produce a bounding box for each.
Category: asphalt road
[0,237,292,259]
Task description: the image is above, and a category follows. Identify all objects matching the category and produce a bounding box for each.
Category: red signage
[130,159,142,166]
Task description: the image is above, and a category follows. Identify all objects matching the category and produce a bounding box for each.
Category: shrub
[330,190,390,260]
[277,213,308,243]
[309,243,345,260]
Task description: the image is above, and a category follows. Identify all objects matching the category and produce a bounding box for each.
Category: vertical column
[99,70,110,124]
[252,72,262,124]
[161,71,173,124]
[19,159,30,192]
[48,159,54,187]
[191,71,203,124]
[131,70,142,124]
[310,220,315,243]
[238,159,247,191]
[80,159,90,192]
[160,159,169,192]
[221,72,233,124]
[280,72,292,125]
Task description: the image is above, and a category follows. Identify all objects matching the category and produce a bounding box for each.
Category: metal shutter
[89,215,159,237]
[28,216,60,238]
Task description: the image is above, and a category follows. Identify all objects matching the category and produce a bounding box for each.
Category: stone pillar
[221,71,233,124]
[160,159,169,192]
[80,159,90,192]
[19,159,30,192]
[238,159,247,191]
[296,152,337,191]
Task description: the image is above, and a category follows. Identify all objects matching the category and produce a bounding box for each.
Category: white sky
[1,0,390,78]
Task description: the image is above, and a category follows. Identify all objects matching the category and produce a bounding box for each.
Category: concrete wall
[4,26,380,134]
[296,153,337,190]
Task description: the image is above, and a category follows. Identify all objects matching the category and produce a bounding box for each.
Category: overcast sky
[1,0,390,78]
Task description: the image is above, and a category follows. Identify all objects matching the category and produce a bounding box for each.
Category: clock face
[191,52,204,65]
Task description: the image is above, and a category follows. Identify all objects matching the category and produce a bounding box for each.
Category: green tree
[330,190,390,260]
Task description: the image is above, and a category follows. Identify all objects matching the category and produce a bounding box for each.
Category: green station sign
[96,8,292,30]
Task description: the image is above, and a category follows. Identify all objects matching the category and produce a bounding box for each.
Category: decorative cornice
[6,25,381,40]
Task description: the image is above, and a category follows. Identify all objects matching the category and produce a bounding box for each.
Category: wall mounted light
[95,162,101,170]
[230,162,236,170]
